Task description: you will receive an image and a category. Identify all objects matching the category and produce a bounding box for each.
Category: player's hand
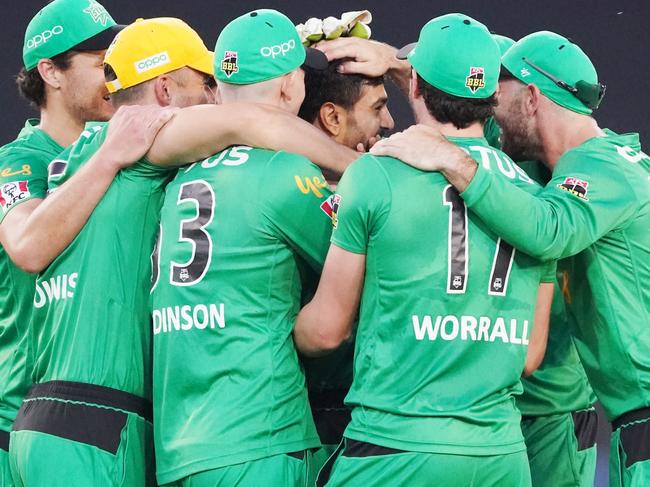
[370,124,465,171]
[355,134,381,153]
[316,37,403,77]
[100,105,178,170]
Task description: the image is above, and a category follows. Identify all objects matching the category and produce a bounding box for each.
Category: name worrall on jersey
[152,304,225,334]
[412,314,529,345]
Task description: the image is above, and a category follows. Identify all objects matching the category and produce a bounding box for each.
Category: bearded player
[373,30,650,487]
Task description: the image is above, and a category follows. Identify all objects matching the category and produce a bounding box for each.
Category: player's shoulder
[562,130,646,168]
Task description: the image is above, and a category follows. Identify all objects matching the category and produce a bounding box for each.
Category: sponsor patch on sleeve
[557,176,589,200]
[320,194,341,228]
[0,181,30,213]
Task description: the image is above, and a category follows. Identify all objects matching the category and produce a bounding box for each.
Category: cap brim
[303,47,328,71]
[189,51,215,77]
[396,42,417,60]
[74,25,125,52]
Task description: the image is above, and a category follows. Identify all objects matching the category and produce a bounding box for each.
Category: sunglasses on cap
[522,57,606,110]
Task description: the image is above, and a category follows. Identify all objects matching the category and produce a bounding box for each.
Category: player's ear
[37,58,62,90]
[409,68,420,100]
[318,102,343,137]
[153,75,173,107]
[525,84,542,115]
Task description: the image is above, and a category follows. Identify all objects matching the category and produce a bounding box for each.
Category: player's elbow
[297,325,350,358]
[10,245,48,274]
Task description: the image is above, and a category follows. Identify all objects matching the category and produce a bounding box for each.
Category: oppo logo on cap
[260,39,296,58]
[134,51,170,74]
[26,25,64,49]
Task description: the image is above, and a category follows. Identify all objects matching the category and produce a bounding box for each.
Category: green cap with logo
[215,9,327,85]
[502,31,605,114]
[23,0,123,70]
[493,34,515,56]
[397,13,500,99]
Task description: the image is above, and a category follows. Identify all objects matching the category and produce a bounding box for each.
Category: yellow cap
[105,17,213,93]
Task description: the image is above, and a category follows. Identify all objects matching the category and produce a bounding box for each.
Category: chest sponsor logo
[412,314,529,346]
[557,176,589,200]
[153,303,226,334]
[134,52,170,74]
[34,273,78,308]
[295,175,329,198]
[1,164,32,178]
[26,25,64,49]
[0,181,30,213]
[320,194,340,228]
[465,67,485,93]
[220,51,239,78]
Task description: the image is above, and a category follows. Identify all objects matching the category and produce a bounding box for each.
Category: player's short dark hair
[16,50,77,109]
[499,67,520,82]
[417,74,496,129]
[298,58,384,123]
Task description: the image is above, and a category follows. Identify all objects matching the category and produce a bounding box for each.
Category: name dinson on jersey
[153,303,226,334]
[412,314,530,345]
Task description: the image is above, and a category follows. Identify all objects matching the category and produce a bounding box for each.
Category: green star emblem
[83,0,110,26]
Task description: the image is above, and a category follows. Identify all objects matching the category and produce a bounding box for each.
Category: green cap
[23,0,122,70]
[493,34,515,56]
[215,9,327,85]
[502,31,604,114]
[397,13,500,99]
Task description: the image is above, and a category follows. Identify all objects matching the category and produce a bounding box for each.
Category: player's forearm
[384,45,411,96]
[523,282,553,377]
[7,153,120,273]
[294,301,351,357]
[440,153,479,193]
[461,167,596,260]
[147,104,357,174]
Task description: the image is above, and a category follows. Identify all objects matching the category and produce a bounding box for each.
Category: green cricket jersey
[462,130,650,420]
[517,273,595,415]
[0,120,63,432]
[513,161,595,416]
[332,137,554,455]
[152,146,331,484]
[30,124,173,400]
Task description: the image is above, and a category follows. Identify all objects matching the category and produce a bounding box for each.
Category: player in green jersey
[7,18,219,487]
[372,30,650,487]
[294,14,554,486]
[486,34,599,487]
[297,42,395,481]
[0,2,165,485]
[152,10,335,487]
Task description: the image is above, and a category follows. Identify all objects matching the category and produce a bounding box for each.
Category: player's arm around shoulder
[0,105,175,273]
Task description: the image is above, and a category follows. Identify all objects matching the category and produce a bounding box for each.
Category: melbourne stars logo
[465,66,486,93]
[220,51,239,78]
[83,0,110,26]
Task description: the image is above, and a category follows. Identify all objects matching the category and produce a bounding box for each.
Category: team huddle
[0,0,649,486]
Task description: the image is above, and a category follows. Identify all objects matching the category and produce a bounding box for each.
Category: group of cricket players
[0,0,648,486]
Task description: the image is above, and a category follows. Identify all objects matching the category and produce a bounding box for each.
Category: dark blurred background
[3,1,649,485]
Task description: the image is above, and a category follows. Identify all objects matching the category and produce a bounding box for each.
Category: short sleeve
[260,151,334,272]
[330,155,391,255]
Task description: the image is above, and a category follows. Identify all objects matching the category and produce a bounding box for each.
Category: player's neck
[38,103,85,148]
[421,117,484,139]
[540,114,605,167]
